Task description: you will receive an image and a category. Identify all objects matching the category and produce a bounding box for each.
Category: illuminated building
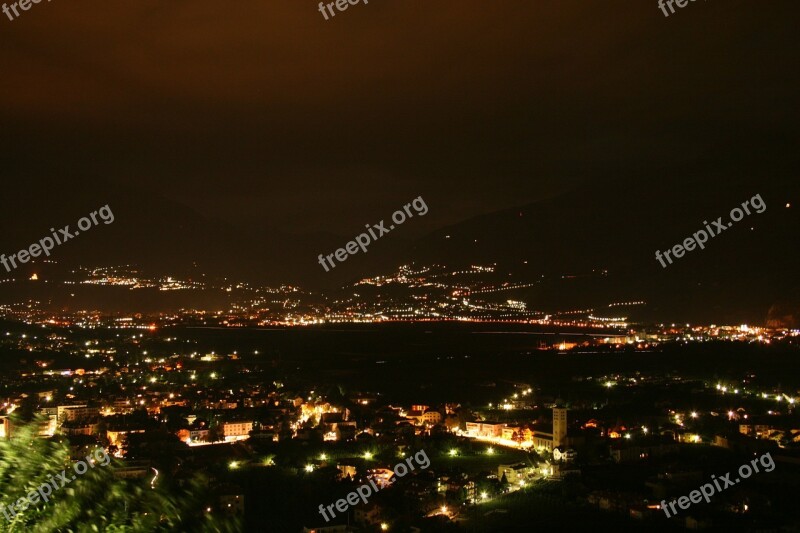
[498,463,535,484]
[222,421,254,438]
[531,406,569,450]
[406,408,442,426]
[553,406,568,447]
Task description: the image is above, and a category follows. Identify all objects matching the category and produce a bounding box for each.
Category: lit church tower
[553,406,567,447]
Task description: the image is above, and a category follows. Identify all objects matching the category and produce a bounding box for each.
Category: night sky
[0,0,798,288]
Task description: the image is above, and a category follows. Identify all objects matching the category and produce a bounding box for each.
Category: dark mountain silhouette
[0,171,796,324]
[405,174,800,325]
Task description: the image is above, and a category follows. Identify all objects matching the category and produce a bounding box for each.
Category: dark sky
[0,0,798,285]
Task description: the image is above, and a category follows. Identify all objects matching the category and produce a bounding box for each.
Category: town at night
[1,0,799,531]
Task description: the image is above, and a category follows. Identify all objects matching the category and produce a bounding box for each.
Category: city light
[319,453,327,461]
[486,447,495,455]
[228,461,239,470]
[449,448,459,457]
[363,451,373,460]
[305,464,314,472]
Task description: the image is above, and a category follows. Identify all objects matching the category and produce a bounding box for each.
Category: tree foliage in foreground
[0,417,240,532]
